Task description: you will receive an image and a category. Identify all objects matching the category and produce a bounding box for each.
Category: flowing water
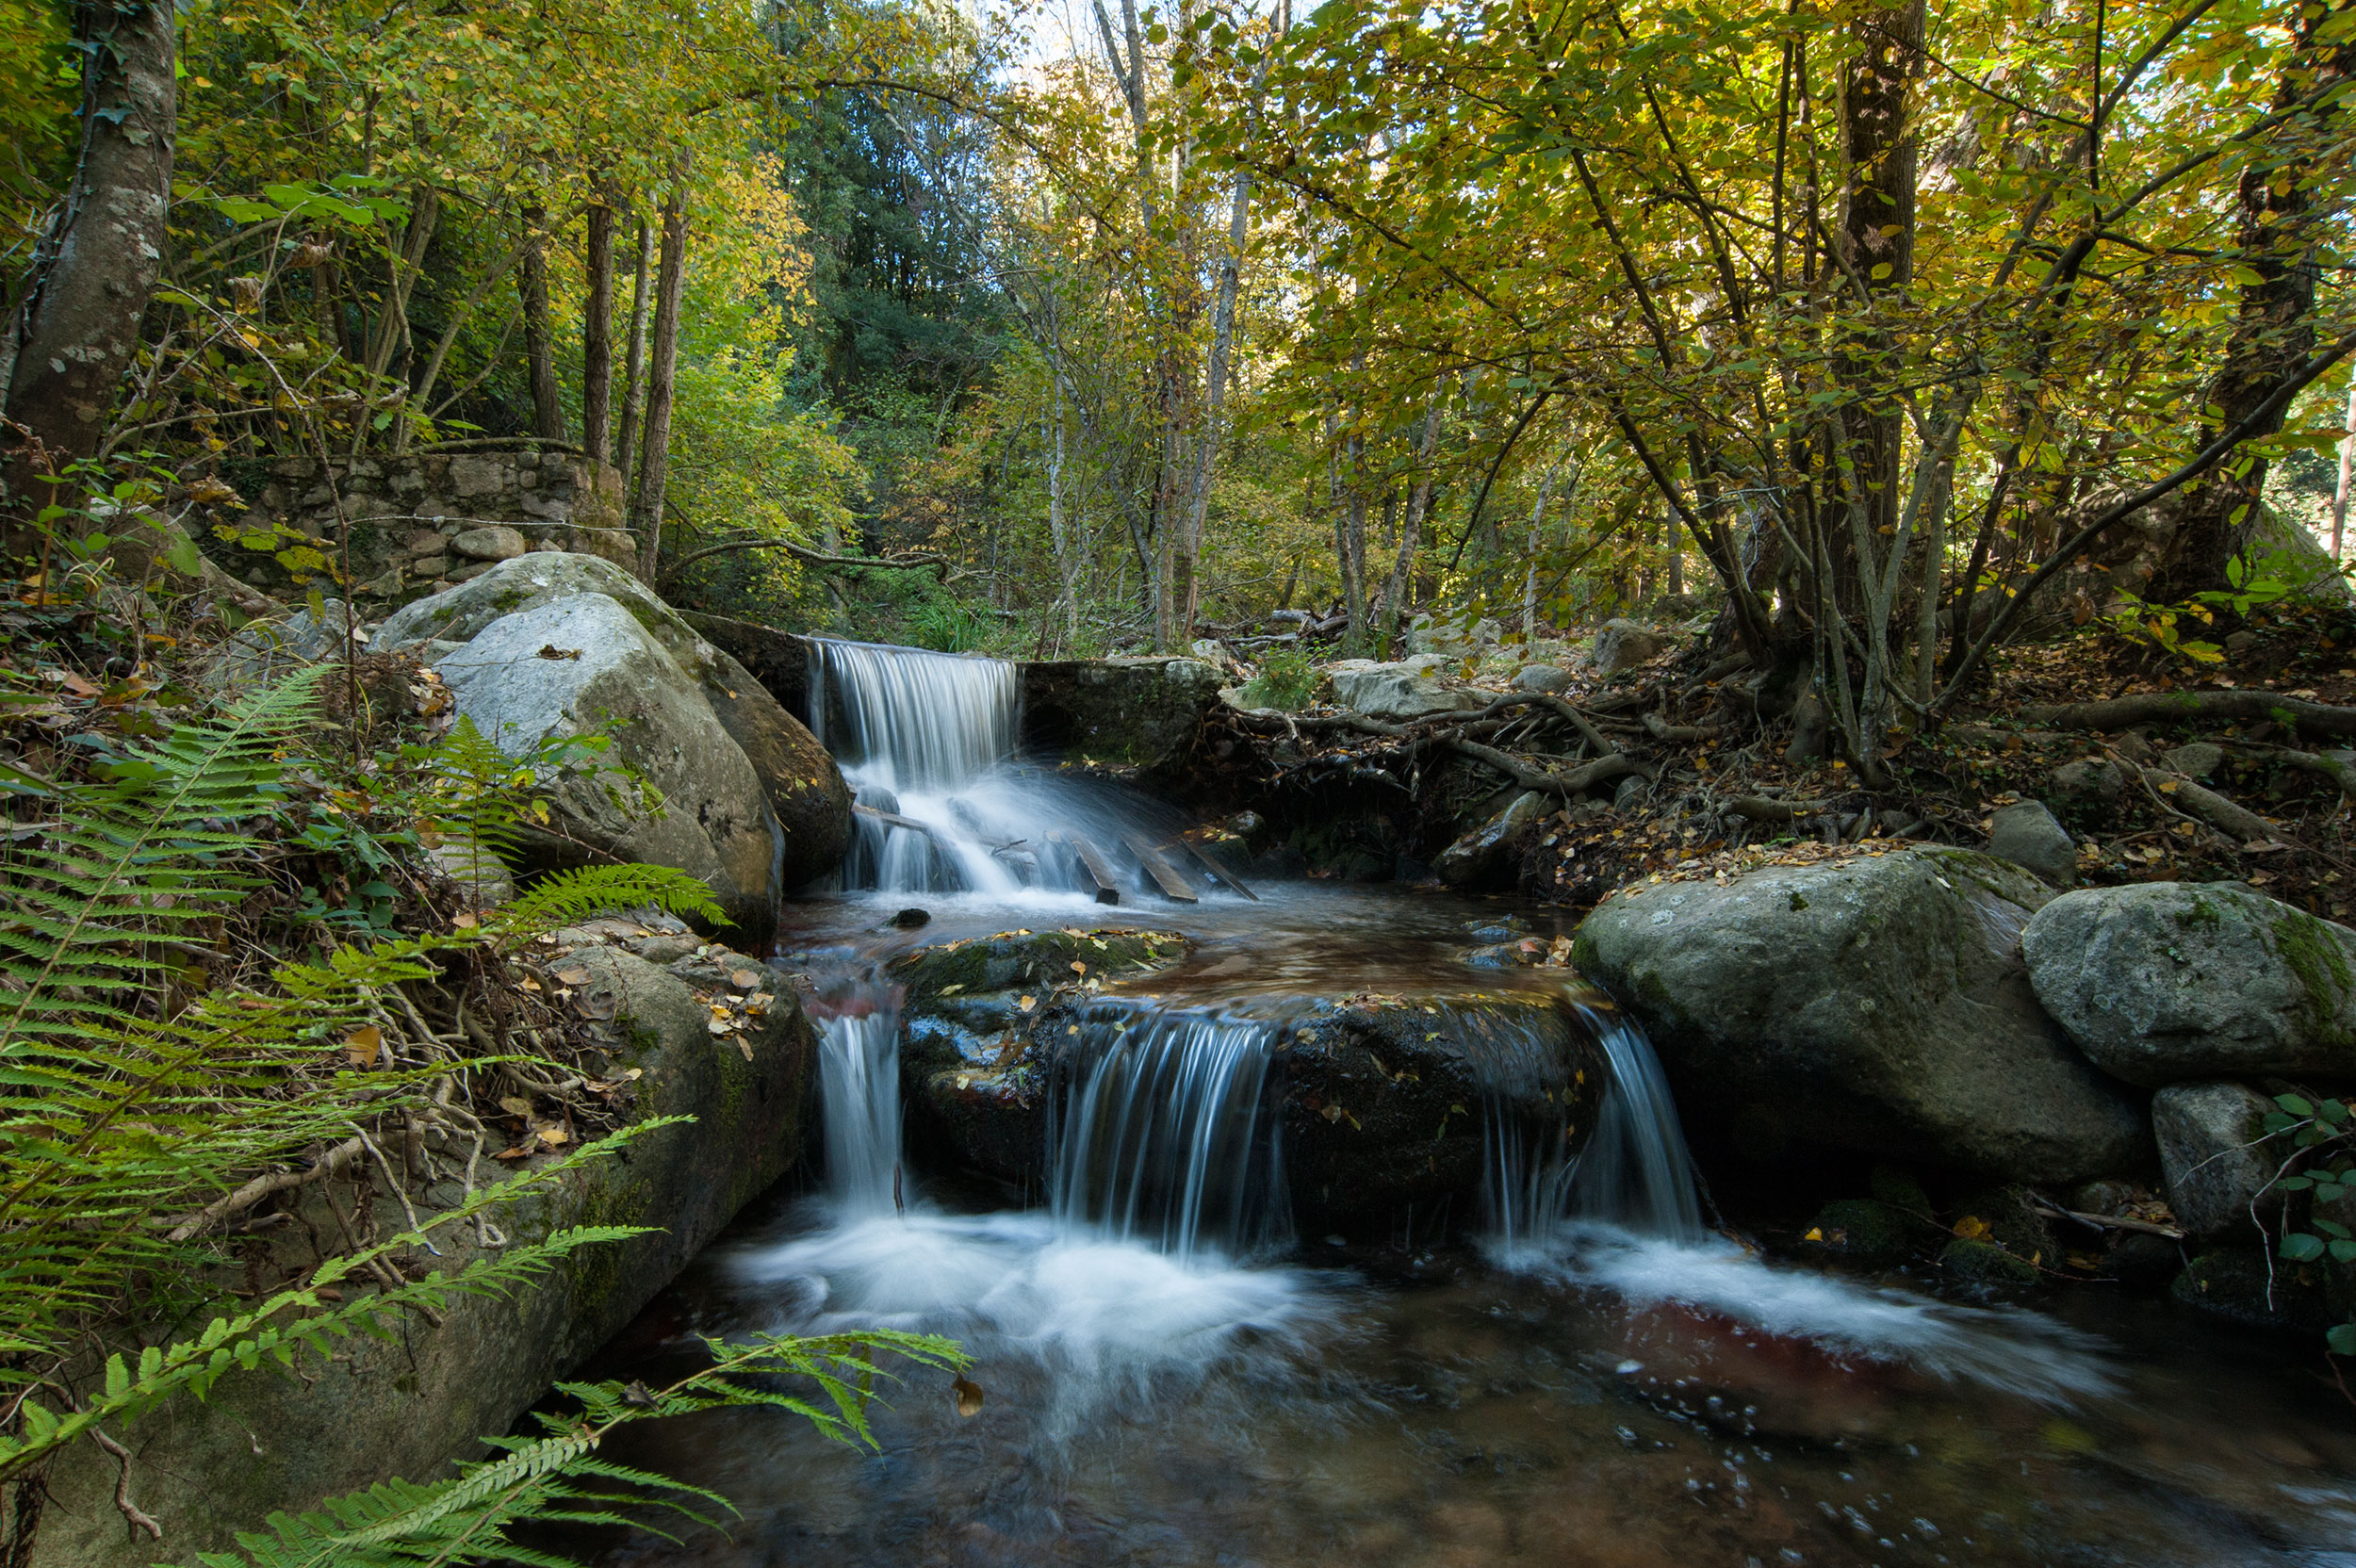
[572,642,2356,1567]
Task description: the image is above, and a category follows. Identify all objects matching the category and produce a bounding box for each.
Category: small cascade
[1048,1004,1290,1262]
[1564,1001,1703,1241]
[1479,992,1702,1248]
[808,635,1206,903]
[815,1006,903,1217]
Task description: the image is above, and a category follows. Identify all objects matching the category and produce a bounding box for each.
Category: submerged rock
[2022,882,2356,1086]
[1573,847,2150,1183]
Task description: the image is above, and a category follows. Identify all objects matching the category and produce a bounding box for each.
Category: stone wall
[203,448,634,606]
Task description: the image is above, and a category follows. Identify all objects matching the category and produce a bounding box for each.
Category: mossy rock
[2172,1249,2336,1331]
[1808,1198,1933,1266]
[1939,1236,2041,1286]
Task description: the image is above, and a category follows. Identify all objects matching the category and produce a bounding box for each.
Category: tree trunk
[1183,167,1252,642]
[1,0,176,503]
[1046,375,1079,650]
[631,188,690,580]
[518,204,566,443]
[615,216,654,494]
[581,186,617,465]
[2153,14,2356,599]
[1382,402,1440,647]
[2335,376,2355,563]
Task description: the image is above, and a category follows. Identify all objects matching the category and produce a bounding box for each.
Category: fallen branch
[2027,1191,2185,1241]
[663,535,948,577]
[2021,689,2356,740]
[2126,761,2273,842]
[2228,741,2356,800]
[1644,711,1722,743]
[90,1430,162,1542]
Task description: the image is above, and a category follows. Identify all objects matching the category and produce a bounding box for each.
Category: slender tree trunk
[518,203,566,443]
[631,188,689,580]
[1182,166,1253,643]
[1,0,175,503]
[1046,373,1080,649]
[2152,11,2356,600]
[1524,461,1564,641]
[2335,377,2356,563]
[581,184,616,465]
[1382,402,1440,647]
[615,216,654,494]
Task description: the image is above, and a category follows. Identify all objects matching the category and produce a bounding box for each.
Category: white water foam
[1497,1224,2118,1405]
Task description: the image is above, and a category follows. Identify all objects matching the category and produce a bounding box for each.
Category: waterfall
[1564,1001,1703,1240]
[806,635,1188,902]
[1048,1005,1290,1262]
[816,1008,903,1217]
[1481,992,1702,1248]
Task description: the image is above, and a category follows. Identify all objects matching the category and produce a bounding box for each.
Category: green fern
[178,1327,968,1568]
[487,865,727,942]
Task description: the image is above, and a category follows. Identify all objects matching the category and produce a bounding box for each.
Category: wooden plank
[1119,830,1200,903]
[1048,831,1121,905]
[854,802,938,836]
[1172,837,1260,902]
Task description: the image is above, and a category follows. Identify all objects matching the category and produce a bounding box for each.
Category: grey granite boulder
[1327,658,1482,721]
[2022,882,2356,1086]
[1574,847,2149,1181]
[2152,1080,2283,1240]
[1988,799,2077,886]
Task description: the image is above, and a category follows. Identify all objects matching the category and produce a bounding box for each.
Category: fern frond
[490,865,727,943]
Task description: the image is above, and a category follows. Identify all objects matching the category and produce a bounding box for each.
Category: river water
[572,641,2356,1568]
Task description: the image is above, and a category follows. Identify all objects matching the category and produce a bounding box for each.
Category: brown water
[569,885,2356,1568]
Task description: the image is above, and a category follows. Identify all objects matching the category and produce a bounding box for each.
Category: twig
[87,1431,160,1542]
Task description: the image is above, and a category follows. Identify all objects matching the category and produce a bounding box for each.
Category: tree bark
[2,0,177,503]
[615,216,654,494]
[1046,374,1079,649]
[2335,376,2355,564]
[631,188,690,580]
[518,203,566,443]
[2151,11,2356,600]
[581,185,617,465]
[1382,402,1441,647]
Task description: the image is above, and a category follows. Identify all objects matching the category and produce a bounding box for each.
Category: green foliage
[1239,644,1317,710]
[2258,1092,2356,1355]
[178,1326,966,1568]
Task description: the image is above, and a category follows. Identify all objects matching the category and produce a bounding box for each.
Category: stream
[573,641,2356,1568]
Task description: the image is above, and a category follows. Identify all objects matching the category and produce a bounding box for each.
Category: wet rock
[2173,1248,2334,1331]
[1514,663,1572,694]
[1939,1236,2040,1286]
[451,524,529,562]
[1282,991,1607,1232]
[890,907,932,929]
[1327,658,1483,721]
[2161,742,2224,779]
[1434,792,1547,890]
[1575,847,2150,1182]
[2102,1232,2183,1290]
[2153,1081,2284,1240]
[634,933,701,964]
[1807,1199,1936,1266]
[2022,882,2356,1086]
[1592,618,1664,675]
[1987,799,2076,886]
[696,645,852,890]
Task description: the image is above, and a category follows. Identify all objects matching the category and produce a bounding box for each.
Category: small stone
[1987,799,2077,886]
[2160,742,2224,779]
[1592,618,1664,675]
[405,531,445,556]
[449,559,499,581]
[1612,773,1649,809]
[408,554,450,579]
[2224,629,2258,654]
[634,933,701,964]
[890,907,932,929]
[1514,663,1572,694]
[452,524,529,562]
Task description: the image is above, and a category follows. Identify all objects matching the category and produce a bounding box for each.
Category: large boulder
[1573,847,2150,1182]
[1326,658,1482,721]
[2152,1081,2284,1240]
[2021,882,2356,1086]
[382,555,850,915]
[29,947,816,1568]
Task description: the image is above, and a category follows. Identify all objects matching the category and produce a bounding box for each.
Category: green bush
[1240,643,1318,710]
